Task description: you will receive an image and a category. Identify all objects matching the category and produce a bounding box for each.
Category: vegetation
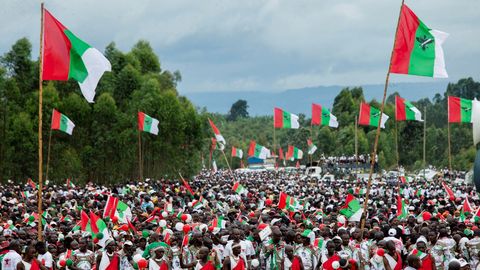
[0,38,207,183]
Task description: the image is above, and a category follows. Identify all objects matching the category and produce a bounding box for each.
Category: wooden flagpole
[448,122,452,171]
[221,149,237,181]
[45,128,52,183]
[138,127,142,181]
[38,2,45,241]
[395,119,399,169]
[355,116,358,173]
[423,107,427,171]
[360,0,405,232]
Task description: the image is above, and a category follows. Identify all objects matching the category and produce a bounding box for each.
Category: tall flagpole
[138,121,142,181]
[360,0,405,232]
[355,116,358,173]
[395,119,399,169]
[38,2,45,241]
[448,122,452,171]
[45,129,52,183]
[423,107,427,170]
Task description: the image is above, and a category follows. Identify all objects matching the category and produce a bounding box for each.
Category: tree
[227,100,249,121]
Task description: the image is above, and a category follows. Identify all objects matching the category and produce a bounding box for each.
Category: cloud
[1,0,479,94]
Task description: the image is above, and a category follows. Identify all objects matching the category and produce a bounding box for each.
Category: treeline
[0,38,208,183]
[210,78,480,171]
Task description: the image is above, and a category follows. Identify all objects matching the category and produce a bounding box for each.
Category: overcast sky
[1,0,479,94]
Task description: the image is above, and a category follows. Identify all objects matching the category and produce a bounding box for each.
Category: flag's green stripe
[293,148,299,158]
[64,30,89,83]
[321,108,330,126]
[369,107,380,127]
[283,111,291,128]
[117,201,128,211]
[405,101,416,120]
[60,114,69,132]
[255,145,262,157]
[408,20,435,77]
[144,115,153,132]
[461,98,473,123]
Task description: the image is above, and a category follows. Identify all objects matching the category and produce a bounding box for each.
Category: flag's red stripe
[51,109,61,130]
[89,211,100,233]
[138,112,145,130]
[42,9,71,81]
[448,96,461,123]
[311,104,322,125]
[278,192,287,209]
[274,108,284,128]
[358,103,371,126]
[208,119,221,135]
[248,140,256,156]
[390,5,420,74]
[395,96,407,121]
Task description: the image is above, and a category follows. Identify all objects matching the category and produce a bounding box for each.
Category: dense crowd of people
[0,169,478,270]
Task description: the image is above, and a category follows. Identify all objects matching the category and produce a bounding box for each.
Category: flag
[212,216,226,229]
[274,108,299,129]
[80,210,90,231]
[411,249,427,259]
[231,147,243,158]
[182,178,195,197]
[248,141,270,159]
[66,178,75,188]
[448,96,473,123]
[286,145,303,160]
[279,148,284,160]
[103,196,132,224]
[390,4,448,78]
[138,112,159,135]
[313,238,324,249]
[442,181,455,201]
[42,9,111,102]
[472,99,480,145]
[339,194,363,222]
[463,198,473,215]
[359,102,389,128]
[395,96,423,121]
[27,178,36,189]
[51,109,75,135]
[307,139,317,155]
[311,103,338,128]
[473,208,480,223]
[233,182,247,195]
[397,195,408,220]
[89,211,111,247]
[208,119,226,150]
[278,192,299,212]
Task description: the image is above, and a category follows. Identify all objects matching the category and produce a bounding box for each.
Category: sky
[1,0,479,94]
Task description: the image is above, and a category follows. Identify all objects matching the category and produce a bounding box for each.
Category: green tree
[227,99,249,121]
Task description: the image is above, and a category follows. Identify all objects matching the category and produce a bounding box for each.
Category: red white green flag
[473,208,480,223]
[311,103,338,128]
[448,96,473,123]
[66,178,75,188]
[138,112,159,135]
[51,109,75,135]
[359,102,389,129]
[248,140,270,160]
[286,145,303,160]
[463,198,473,215]
[278,192,299,212]
[208,119,226,150]
[442,181,455,201]
[274,108,299,129]
[103,196,132,224]
[233,182,247,195]
[307,139,317,155]
[395,96,423,121]
[231,147,243,158]
[390,4,448,78]
[339,194,363,222]
[397,195,408,220]
[42,9,111,102]
[182,178,195,197]
[212,216,226,229]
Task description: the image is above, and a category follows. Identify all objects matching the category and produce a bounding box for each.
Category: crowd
[0,169,478,270]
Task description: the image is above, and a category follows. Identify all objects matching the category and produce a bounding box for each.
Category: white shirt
[2,250,22,270]
[38,252,54,268]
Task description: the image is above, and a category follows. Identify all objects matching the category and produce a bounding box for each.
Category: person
[96,240,120,270]
[294,230,316,270]
[16,245,47,270]
[321,241,340,270]
[411,240,435,270]
[404,255,422,270]
[119,241,135,270]
[282,245,302,270]
[180,246,216,270]
[3,241,22,270]
[35,242,53,270]
[72,238,94,270]
[260,228,285,270]
[223,244,245,270]
[383,241,402,270]
[149,246,170,270]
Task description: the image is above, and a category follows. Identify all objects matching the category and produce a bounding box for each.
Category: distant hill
[184,81,449,116]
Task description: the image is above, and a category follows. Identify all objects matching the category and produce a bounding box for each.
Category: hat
[388,228,397,236]
[123,241,133,247]
[0,241,9,249]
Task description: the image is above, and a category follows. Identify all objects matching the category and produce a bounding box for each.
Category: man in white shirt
[36,241,53,270]
[2,241,22,270]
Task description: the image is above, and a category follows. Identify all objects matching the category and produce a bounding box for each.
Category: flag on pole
[278,192,299,212]
[89,211,111,247]
[442,181,455,201]
[307,139,317,155]
[103,196,132,224]
[339,194,363,222]
[231,147,243,158]
[448,96,473,123]
[182,178,194,197]
[390,4,448,78]
[248,141,270,159]
[51,109,75,135]
[359,102,389,129]
[138,112,159,135]
[311,104,338,128]
[395,96,423,121]
[397,195,408,220]
[233,182,247,195]
[42,9,111,102]
[208,119,226,150]
[66,178,75,188]
[274,108,299,129]
[286,145,303,160]
[27,178,36,189]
